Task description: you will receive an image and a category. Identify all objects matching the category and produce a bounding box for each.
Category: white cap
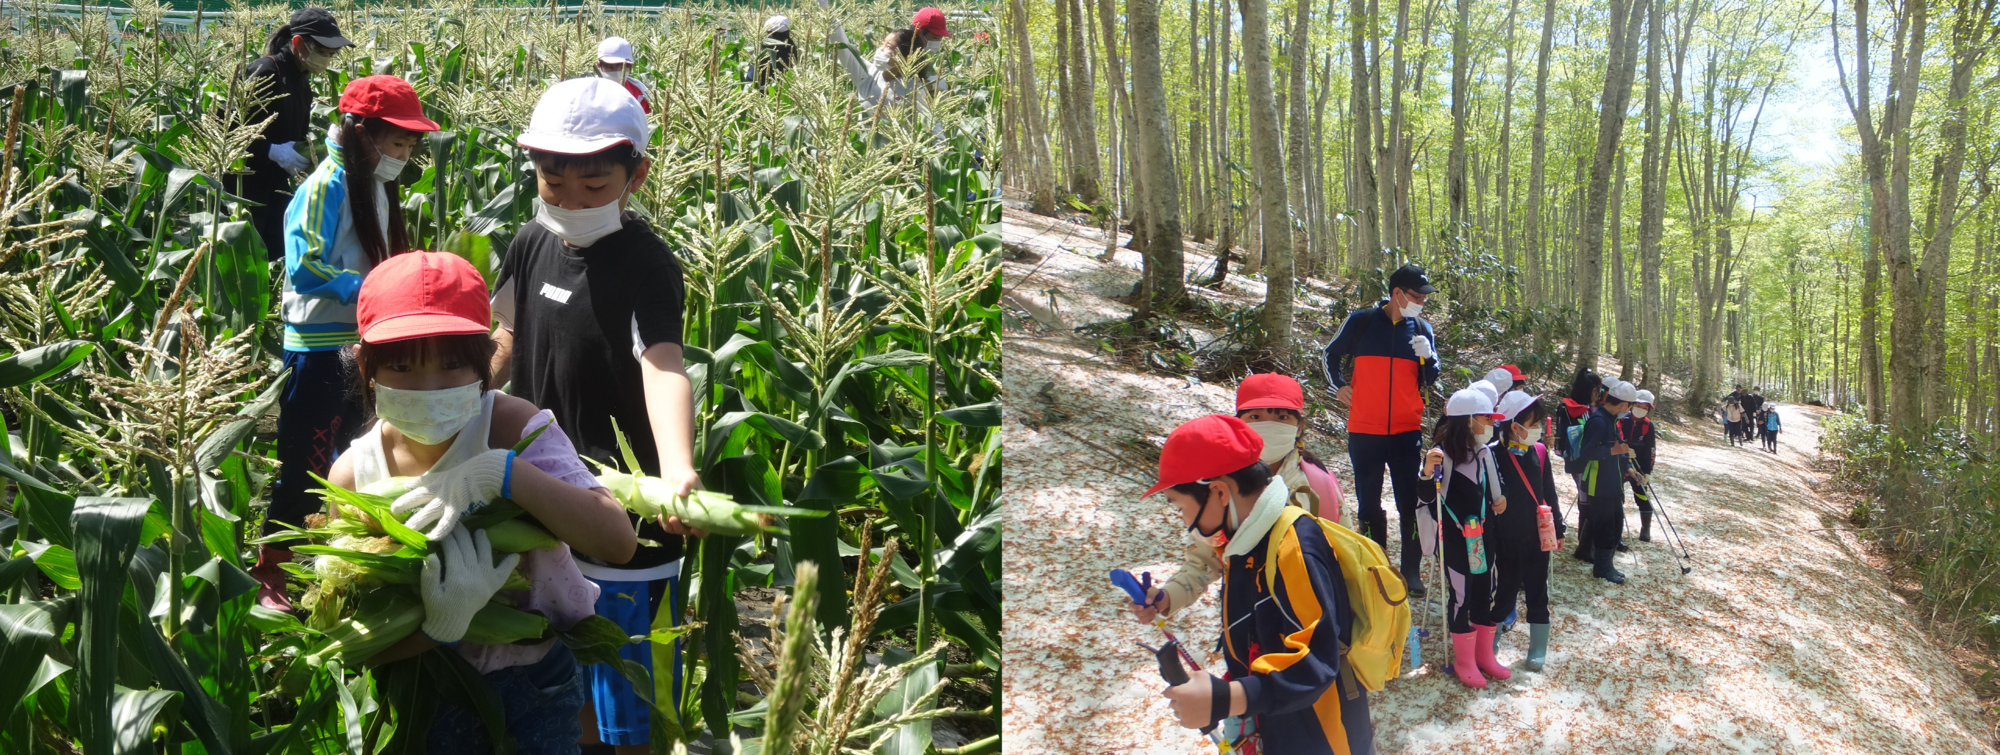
[765,15,791,33]
[1446,386,1507,419]
[518,78,651,157]
[1606,380,1639,403]
[1497,390,1542,423]
[597,37,635,64]
[1483,368,1513,399]
[1635,389,1655,404]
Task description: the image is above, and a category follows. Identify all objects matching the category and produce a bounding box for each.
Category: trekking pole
[1639,480,1693,574]
[1111,569,1230,753]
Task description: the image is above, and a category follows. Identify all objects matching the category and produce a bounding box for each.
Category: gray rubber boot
[1524,623,1550,671]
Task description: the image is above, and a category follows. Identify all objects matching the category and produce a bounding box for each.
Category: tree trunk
[1066,0,1104,203]
[1613,151,1635,379]
[1264,0,1309,352]
[1497,0,1521,308]
[1637,0,1667,390]
[1573,0,1646,373]
[1129,0,1190,313]
[1918,0,1993,425]
[1006,0,1059,215]
[1447,0,1472,237]
[1349,0,1380,273]
[1240,0,1292,348]
[1524,0,1556,302]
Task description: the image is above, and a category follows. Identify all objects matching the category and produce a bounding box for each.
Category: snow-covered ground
[999,207,1997,754]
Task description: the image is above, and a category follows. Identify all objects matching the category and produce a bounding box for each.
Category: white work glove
[1410,335,1435,360]
[267,141,311,174]
[391,449,512,540]
[419,527,519,644]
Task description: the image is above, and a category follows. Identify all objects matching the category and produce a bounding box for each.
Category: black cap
[1388,264,1437,295]
[288,8,352,49]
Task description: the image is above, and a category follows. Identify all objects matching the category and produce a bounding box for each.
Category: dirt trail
[999,208,1996,754]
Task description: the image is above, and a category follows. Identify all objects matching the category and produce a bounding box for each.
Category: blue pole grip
[1109,568,1150,606]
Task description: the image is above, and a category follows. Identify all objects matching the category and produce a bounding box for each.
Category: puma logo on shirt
[539,282,574,304]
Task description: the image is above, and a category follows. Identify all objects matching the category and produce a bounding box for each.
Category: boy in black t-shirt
[489,77,699,754]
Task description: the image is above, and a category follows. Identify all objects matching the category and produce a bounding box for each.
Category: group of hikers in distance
[1720,385,1783,453]
[1119,265,1696,754]
[228,6,960,752]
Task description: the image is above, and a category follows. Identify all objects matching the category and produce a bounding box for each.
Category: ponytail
[265,23,295,56]
[338,114,410,267]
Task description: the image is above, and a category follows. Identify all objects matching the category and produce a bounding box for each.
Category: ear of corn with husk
[590,419,830,537]
[281,471,569,664]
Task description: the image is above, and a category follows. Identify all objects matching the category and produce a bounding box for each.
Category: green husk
[591,421,830,536]
[484,518,560,553]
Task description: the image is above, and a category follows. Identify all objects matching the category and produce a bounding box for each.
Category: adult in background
[234,8,351,260]
[1321,264,1440,596]
[868,7,952,108]
[756,15,795,88]
[594,37,651,115]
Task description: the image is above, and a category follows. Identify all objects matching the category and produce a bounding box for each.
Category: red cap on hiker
[358,252,491,343]
[1144,415,1264,498]
[1236,373,1305,413]
[1500,364,1525,382]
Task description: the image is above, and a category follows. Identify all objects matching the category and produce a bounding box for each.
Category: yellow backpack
[1262,506,1411,695]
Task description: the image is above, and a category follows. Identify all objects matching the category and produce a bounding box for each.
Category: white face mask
[1401,301,1423,319]
[1516,425,1544,445]
[1633,408,1650,418]
[374,382,483,446]
[536,187,632,248]
[373,154,407,183]
[598,66,626,83]
[925,40,942,52]
[1247,421,1299,467]
[299,43,336,73]
[1473,425,1495,446]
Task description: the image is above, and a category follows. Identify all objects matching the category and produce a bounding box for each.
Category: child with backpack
[1126,374,1350,627]
[1723,400,1745,446]
[1762,406,1782,453]
[1556,369,1600,563]
[1619,390,1658,546]
[1571,381,1639,585]
[1490,391,1564,671]
[1146,415,1379,754]
[1416,385,1512,688]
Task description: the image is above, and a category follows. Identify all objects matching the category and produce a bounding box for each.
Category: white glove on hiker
[391,449,512,540]
[419,527,518,644]
[267,141,311,174]
[1410,335,1435,360]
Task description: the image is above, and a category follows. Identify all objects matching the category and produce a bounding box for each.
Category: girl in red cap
[1416,384,1514,688]
[1236,373,1348,525]
[324,251,636,752]
[256,75,441,611]
[1143,415,1376,754]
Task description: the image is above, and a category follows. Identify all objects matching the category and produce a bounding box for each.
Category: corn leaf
[312,474,429,556]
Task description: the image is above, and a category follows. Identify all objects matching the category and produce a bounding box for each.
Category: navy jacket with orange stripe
[1223,518,1372,754]
[1321,302,1440,436]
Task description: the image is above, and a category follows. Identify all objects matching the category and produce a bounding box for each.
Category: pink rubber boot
[1450,632,1487,688]
[1473,624,1512,681]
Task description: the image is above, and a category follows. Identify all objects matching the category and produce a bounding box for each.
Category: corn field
[0,0,1001,752]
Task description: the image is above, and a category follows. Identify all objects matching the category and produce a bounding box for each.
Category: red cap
[1143,415,1264,498]
[913,7,952,37]
[358,252,491,343]
[1236,373,1305,412]
[1500,364,1525,381]
[339,75,440,133]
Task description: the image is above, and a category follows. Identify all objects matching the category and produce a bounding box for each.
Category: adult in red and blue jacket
[1320,264,1440,596]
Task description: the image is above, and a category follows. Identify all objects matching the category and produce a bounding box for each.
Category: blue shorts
[583,575,683,746]
[427,642,585,755]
